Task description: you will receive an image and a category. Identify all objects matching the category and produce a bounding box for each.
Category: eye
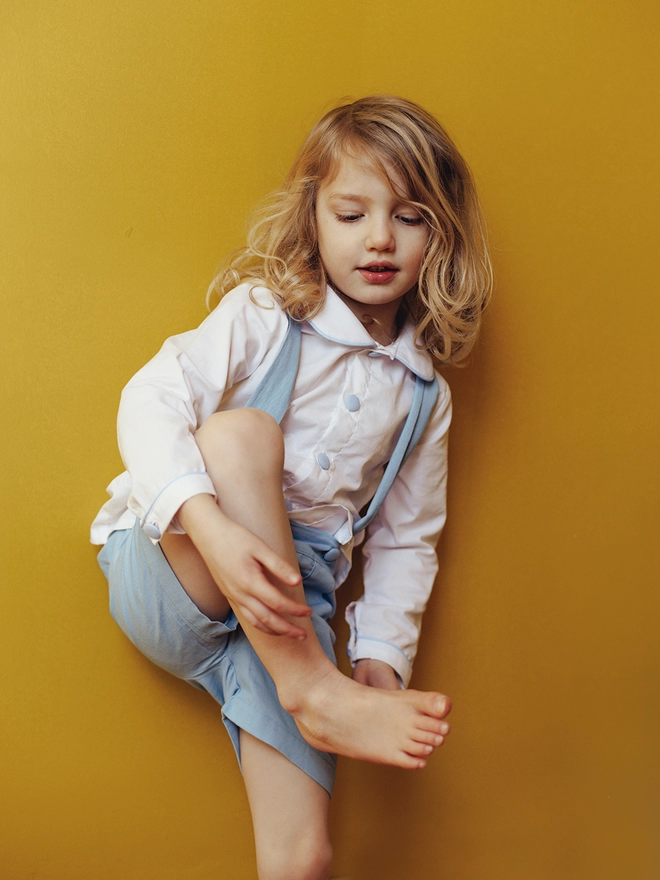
[397,214,425,226]
[336,213,362,223]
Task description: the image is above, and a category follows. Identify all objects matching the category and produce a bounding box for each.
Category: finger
[240,602,305,638]
[266,590,312,618]
[241,596,308,640]
[256,546,302,587]
[248,571,312,618]
[240,605,275,633]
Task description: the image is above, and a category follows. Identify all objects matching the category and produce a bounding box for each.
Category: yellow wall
[1,1,658,878]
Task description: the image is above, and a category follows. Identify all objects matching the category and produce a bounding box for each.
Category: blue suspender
[245,318,303,423]
[352,373,438,535]
[246,318,439,537]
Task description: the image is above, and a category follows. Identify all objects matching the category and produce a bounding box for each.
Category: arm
[346,379,452,687]
[175,493,310,637]
[117,285,288,539]
[117,287,309,633]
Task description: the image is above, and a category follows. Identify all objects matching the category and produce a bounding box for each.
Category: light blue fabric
[245,317,302,421]
[98,519,339,794]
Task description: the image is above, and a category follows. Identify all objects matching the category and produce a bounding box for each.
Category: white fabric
[91,284,452,686]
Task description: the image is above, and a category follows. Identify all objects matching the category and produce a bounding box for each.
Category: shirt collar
[308,286,435,381]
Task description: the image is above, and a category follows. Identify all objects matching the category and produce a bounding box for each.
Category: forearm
[169,416,310,639]
[351,501,444,684]
[176,492,234,559]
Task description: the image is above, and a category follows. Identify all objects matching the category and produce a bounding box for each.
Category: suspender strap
[352,374,439,536]
[245,318,302,423]
[245,315,439,538]
[401,375,440,468]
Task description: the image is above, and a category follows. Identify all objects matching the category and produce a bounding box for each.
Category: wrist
[177,493,230,546]
[353,658,400,690]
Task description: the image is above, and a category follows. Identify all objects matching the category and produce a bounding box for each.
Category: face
[315,153,429,338]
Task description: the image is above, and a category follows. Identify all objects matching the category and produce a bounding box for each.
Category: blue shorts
[97,519,339,795]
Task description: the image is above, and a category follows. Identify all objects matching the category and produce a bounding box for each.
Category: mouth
[358,262,399,283]
[360,262,398,272]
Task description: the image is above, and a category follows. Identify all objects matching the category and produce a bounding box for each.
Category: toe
[410,690,451,718]
[432,694,451,717]
[411,728,444,747]
[415,715,449,736]
[406,740,435,758]
[396,750,428,770]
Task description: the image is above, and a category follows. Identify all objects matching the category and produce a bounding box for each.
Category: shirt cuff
[132,472,217,543]
[347,635,413,688]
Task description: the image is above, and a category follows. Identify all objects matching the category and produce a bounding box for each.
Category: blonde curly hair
[209,95,492,364]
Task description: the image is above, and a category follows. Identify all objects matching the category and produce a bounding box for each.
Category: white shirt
[91,284,452,686]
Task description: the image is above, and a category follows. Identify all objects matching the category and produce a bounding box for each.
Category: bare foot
[284,668,451,769]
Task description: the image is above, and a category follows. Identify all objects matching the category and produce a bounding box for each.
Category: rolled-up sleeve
[345,379,452,686]
[117,286,287,542]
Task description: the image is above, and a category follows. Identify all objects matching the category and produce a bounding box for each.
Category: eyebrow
[325,192,371,203]
[325,191,416,207]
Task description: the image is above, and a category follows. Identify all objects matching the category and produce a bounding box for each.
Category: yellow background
[1,1,658,878]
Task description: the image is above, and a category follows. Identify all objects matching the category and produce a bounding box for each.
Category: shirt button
[344,394,360,412]
[324,548,340,562]
[143,522,161,539]
[316,452,330,470]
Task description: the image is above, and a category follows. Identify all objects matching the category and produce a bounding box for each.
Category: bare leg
[162,409,451,768]
[241,731,333,880]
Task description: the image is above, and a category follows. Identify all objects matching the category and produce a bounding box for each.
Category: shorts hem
[221,692,337,796]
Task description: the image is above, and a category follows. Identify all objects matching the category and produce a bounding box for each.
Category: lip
[361,261,397,270]
[358,262,399,284]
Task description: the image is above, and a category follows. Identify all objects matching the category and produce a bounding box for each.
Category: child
[92,95,491,880]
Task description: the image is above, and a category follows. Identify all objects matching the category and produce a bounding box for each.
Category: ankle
[276,663,338,716]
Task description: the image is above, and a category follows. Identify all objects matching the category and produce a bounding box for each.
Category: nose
[365,215,395,252]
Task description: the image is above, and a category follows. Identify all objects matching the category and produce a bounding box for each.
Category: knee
[258,839,333,880]
[196,408,285,472]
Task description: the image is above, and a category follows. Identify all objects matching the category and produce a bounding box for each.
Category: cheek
[315,213,334,255]
[315,226,341,278]
[412,232,430,268]
[317,223,349,265]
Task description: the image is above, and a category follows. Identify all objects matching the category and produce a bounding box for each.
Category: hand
[352,658,401,690]
[178,494,311,638]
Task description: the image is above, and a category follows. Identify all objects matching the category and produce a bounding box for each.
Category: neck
[357,313,400,345]
[333,291,403,346]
